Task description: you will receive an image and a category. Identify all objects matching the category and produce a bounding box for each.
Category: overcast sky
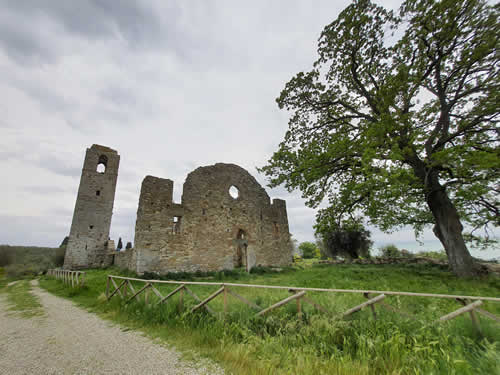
[1,0,497,257]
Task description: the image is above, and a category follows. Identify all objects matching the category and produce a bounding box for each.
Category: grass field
[40,263,500,374]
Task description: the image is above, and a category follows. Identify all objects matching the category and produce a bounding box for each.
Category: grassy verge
[5,280,44,318]
[0,267,6,291]
[40,263,500,374]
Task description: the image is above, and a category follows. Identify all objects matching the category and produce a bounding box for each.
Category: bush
[299,242,318,259]
[320,223,372,260]
[249,266,275,274]
[380,244,401,258]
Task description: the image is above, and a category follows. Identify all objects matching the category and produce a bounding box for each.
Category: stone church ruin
[65,145,293,273]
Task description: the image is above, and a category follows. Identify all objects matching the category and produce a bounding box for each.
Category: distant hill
[0,244,65,278]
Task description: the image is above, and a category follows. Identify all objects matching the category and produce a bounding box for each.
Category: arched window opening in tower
[97,155,108,173]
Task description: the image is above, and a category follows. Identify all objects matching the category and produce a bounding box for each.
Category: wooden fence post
[364,292,377,319]
[191,286,225,313]
[178,287,184,313]
[257,291,306,317]
[456,298,483,336]
[438,300,482,323]
[224,286,228,317]
[145,286,150,305]
[343,294,385,318]
[106,276,110,299]
[297,295,302,319]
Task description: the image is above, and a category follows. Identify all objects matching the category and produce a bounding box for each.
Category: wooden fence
[47,269,86,287]
[106,275,500,334]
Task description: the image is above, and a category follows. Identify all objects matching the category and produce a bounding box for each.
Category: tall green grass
[40,264,500,374]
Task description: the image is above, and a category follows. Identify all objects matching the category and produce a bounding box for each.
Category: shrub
[299,242,318,259]
[380,244,401,258]
[320,222,372,260]
[249,266,274,274]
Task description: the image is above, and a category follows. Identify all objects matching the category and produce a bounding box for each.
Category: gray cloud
[35,154,81,178]
[0,215,68,247]
[2,0,163,42]
[0,0,210,65]
[0,16,56,64]
[4,74,76,113]
[22,186,71,195]
[3,0,495,257]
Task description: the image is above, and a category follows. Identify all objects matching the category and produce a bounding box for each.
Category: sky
[0,0,497,259]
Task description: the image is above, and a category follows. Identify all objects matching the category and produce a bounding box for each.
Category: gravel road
[0,281,223,375]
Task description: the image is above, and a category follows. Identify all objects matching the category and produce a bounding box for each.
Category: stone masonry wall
[114,249,135,270]
[132,163,292,274]
[64,145,119,269]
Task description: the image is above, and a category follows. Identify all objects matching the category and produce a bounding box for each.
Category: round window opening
[96,163,106,173]
[229,185,239,199]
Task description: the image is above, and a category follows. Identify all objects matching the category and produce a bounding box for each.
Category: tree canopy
[260,0,499,277]
[298,241,318,259]
[320,221,373,260]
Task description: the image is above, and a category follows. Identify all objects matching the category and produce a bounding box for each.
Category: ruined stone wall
[114,249,135,270]
[132,163,292,274]
[64,145,119,269]
[134,176,186,273]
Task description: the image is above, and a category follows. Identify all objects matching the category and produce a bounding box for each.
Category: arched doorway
[235,229,248,269]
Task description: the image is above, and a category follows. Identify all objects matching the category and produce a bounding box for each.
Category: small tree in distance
[126,242,132,250]
[319,221,373,260]
[117,237,123,251]
[299,241,318,259]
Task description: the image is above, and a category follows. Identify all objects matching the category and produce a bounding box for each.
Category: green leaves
[261,0,499,245]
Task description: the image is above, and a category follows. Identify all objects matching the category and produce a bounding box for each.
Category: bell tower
[63,144,120,269]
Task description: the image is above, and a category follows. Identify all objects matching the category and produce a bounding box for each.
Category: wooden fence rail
[105,274,500,334]
[47,269,86,287]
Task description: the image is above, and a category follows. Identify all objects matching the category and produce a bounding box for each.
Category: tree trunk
[426,177,479,277]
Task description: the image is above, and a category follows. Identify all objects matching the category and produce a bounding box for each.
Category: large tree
[260,0,499,277]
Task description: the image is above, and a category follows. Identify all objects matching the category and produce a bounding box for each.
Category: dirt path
[0,281,222,375]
